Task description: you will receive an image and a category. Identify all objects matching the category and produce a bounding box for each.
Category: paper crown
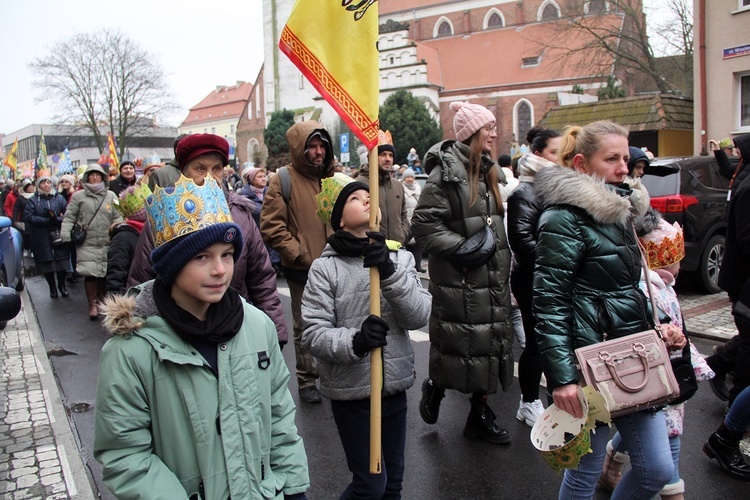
[146,175,234,248]
[639,219,685,269]
[378,130,393,146]
[143,155,162,168]
[114,183,151,218]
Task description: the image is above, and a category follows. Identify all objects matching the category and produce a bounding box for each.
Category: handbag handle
[600,343,651,392]
[632,224,663,339]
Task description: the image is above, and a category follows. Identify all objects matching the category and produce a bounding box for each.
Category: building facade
[694,0,750,154]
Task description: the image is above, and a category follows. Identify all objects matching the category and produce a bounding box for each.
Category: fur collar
[100,281,160,337]
[535,167,650,226]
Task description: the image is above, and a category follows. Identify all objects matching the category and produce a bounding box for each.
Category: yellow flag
[279,0,379,149]
[107,133,120,171]
[3,137,18,174]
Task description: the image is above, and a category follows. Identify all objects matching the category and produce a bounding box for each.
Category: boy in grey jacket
[302,173,431,499]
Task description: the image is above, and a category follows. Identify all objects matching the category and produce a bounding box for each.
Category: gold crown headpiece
[145,175,233,248]
[639,219,685,269]
[377,129,393,146]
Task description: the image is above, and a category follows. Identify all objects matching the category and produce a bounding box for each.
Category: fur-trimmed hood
[535,166,650,226]
[100,281,160,337]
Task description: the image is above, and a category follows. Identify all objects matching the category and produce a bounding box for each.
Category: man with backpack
[260,120,335,404]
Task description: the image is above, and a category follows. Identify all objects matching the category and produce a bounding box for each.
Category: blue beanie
[151,222,243,287]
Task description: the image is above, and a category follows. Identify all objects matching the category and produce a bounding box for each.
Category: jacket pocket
[180,389,210,445]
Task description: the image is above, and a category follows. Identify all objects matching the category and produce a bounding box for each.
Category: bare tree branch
[30,29,178,156]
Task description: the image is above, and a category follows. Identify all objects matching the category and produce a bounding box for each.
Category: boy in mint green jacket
[94,175,309,499]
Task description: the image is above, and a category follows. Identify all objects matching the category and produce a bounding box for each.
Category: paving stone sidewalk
[679,289,736,342]
[0,289,94,499]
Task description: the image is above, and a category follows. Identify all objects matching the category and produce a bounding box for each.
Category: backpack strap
[278,166,291,204]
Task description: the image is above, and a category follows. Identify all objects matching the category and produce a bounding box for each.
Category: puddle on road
[68,402,93,413]
[47,347,78,357]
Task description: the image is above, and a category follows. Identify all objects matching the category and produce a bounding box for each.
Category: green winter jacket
[411,140,513,394]
[94,281,309,499]
[532,166,653,390]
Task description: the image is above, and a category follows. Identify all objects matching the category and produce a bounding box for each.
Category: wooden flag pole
[368,146,382,474]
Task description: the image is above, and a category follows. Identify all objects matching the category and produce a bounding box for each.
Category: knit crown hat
[316,173,368,230]
[450,101,496,143]
[146,175,242,286]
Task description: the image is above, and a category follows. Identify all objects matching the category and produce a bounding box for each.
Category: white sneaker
[516,398,545,427]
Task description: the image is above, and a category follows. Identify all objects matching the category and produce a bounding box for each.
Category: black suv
[640,155,736,293]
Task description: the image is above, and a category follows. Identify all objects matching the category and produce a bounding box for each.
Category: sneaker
[299,386,322,404]
[419,378,445,424]
[516,398,544,427]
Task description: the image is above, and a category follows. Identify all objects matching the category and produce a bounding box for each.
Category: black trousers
[331,391,407,500]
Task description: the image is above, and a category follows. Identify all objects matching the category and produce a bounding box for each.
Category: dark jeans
[331,392,407,500]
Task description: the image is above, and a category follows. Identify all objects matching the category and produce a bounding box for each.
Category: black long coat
[25,192,70,263]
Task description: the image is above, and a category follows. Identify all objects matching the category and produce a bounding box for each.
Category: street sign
[340,133,349,154]
[340,152,350,163]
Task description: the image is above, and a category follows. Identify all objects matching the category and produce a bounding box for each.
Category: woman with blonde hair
[533,121,683,499]
[412,101,514,445]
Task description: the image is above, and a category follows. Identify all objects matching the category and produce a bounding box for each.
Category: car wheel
[698,234,725,294]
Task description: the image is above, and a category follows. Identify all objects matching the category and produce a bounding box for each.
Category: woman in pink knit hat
[411,101,514,445]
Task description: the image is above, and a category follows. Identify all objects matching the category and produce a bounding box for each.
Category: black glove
[352,314,389,358]
[363,231,395,279]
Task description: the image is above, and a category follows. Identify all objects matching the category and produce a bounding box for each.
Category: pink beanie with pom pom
[450,101,496,143]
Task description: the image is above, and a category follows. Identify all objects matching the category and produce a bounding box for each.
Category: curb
[21,287,97,499]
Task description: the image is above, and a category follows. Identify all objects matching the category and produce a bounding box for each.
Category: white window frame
[483,8,505,30]
[736,72,750,132]
[513,99,535,143]
[537,0,561,21]
[433,16,454,38]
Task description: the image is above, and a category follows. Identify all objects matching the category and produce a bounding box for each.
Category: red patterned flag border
[279,26,378,149]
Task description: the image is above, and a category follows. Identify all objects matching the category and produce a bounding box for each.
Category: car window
[641,168,680,197]
[689,162,726,192]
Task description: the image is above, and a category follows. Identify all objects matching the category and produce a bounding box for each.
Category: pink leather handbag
[574,230,680,418]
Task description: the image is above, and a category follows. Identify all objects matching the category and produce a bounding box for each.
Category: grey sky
[0,0,264,135]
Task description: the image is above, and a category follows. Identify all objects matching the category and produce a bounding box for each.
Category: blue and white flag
[57,147,73,175]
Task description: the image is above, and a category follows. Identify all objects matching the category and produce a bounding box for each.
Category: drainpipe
[699,0,708,155]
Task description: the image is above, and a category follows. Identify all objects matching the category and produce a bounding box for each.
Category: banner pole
[368,146,382,474]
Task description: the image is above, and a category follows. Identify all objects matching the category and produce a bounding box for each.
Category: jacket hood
[101,281,159,336]
[627,147,649,176]
[423,140,494,182]
[286,120,334,179]
[734,133,750,164]
[83,164,110,186]
[535,166,649,225]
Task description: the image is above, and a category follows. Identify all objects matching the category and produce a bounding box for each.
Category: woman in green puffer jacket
[533,121,683,499]
[411,101,514,446]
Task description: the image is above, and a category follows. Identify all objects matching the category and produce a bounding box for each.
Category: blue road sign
[340,133,349,154]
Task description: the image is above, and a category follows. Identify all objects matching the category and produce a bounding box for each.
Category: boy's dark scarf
[153,278,243,344]
[327,230,368,257]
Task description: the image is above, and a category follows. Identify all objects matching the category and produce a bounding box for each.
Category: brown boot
[598,439,629,492]
[84,281,99,320]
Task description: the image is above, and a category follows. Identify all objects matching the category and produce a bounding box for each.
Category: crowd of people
[6,105,750,499]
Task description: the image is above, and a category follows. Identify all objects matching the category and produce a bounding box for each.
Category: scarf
[327,230,368,257]
[153,277,244,344]
[20,191,35,199]
[126,219,145,233]
[403,181,418,193]
[253,186,265,201]
[518,153,557,183]
[85,182,106,194]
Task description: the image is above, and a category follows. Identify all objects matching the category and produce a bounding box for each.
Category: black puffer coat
[25,192,70,263]
[106,222,142,293]
[411,140,513,394]
[532,167,652,390]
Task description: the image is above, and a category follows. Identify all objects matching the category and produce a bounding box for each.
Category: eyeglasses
[483,125,497,134]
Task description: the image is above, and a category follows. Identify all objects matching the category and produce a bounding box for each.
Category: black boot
[703,422,750,479]
[411,246,425,273]
[463,393,511,445]
[44,273,58,299]
[57,271,69,297]
[419,378,445,425]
